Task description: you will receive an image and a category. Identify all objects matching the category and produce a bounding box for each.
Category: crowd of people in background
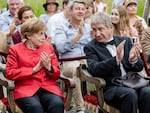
[0,0,150,113]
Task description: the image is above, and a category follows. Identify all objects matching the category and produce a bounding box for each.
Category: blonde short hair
[21,19,47,39]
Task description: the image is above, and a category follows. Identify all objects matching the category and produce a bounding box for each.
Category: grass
[0,0,146,17]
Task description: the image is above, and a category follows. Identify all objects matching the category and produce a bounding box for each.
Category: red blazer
[6,42,63,100]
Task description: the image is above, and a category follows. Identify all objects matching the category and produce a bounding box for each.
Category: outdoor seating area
[1,0,150,113]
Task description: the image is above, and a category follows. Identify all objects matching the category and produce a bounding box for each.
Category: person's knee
[47,99,64,113]
[124,89,138,103]
[48,97,64,109]
[128,89,137,99]
[17,100,44,113]
[140,87,150,101]
[29,101,43,110]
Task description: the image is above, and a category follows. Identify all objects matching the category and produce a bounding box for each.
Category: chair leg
[0,86,4,99]
[7,88,16,113]
[81,81,87,97]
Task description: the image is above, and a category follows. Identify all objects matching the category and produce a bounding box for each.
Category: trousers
[15,88,64,113]
[104,86,150,113]
[61,59,86,111]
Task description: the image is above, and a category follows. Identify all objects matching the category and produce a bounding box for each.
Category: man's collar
[95,37,115,46]
[105,37,114,43]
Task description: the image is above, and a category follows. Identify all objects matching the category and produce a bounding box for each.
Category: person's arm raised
[116,40,126,65]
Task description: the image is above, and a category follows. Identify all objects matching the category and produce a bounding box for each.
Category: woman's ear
[24,33,31,39]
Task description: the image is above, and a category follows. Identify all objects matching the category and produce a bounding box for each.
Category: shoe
[77,110,84,113]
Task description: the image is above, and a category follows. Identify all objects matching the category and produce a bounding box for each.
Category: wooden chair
[140,52,150,76]
[77,64,120,113]
[0,51,75,113]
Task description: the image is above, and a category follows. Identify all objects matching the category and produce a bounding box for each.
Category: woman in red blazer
[6,19,64,113]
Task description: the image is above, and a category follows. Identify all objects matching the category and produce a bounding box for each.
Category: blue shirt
[0,10,14,32]
[54,21,91,59]
[46,12,68,43]
[39,13,52,25]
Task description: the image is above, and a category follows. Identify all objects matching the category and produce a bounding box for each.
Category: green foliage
[137,0,145,16]
[0,0,61,17]
[0,0,7,10]
[103,0,145,16]
[25,0,45,17]
[0,0,146,17]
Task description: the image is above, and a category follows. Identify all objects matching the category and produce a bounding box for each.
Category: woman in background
[93,0,107,12]
[111,5,138,38]
[84,0,95,24]
[11,5,36,44]
[39,0,59,24]
[124,0,147,39]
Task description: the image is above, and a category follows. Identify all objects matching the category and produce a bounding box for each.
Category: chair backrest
[0,52,7,99]
[0,31,12,53]
[0,52,7,59]
[140,52,150,76]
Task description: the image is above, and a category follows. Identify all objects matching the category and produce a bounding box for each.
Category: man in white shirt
[46,0,70,44]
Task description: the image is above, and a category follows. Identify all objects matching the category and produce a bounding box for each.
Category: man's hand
[78,21,84,36]
[71,21,84,45]
[129,43,141,62]
[13,12,21,26]
[116,40,126,65]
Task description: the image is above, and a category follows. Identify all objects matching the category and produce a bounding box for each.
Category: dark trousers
[104,86,150,113]
[15,88,64,113]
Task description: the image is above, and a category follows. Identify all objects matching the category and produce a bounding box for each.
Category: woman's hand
[40,52,53,71]
[32,52,54,74]
[32,60,43,74]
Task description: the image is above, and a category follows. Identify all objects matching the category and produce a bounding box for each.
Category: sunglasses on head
[127,2,137,7]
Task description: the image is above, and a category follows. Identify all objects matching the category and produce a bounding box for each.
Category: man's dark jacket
[84,36,143,86]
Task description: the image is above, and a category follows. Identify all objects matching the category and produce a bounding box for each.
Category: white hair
[91,12,112,28]
[7,0,24,4]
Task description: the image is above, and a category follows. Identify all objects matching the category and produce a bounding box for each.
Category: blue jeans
[15,88,64,113]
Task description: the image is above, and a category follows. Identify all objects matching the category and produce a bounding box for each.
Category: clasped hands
[33,52,53,74]
[116,40,141,65]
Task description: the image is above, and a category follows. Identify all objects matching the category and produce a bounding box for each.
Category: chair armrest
[77,64,107,113]
[60,74,75,88]
[0,77,16,113]
[77,64,106,88]
[0,79,14,90]
[60,74,75,111]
